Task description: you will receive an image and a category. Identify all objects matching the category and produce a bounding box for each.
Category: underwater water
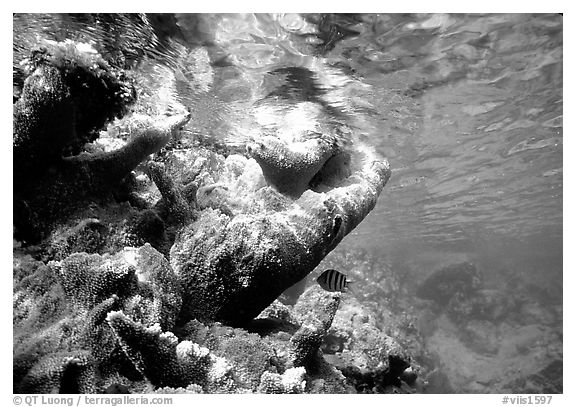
[13,13,562,393]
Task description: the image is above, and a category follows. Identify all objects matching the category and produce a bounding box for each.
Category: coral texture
[322,294,414,393]
[106,311,232,389]
[13,244,182,393]
[13,31,404,395]
[14,243,415,394]
[13,41,135,189]
[247,134,339,197]
[156,143,390,326]
[13,40,189,243]
[290,286,342,368]
[257,367,306,393]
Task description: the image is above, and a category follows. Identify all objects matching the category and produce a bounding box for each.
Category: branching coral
[106,311,204,388]
[13,245,183,393]
[257,367,306,393]
[46,218,109,261]
[50,253,137,309]
[49,244,182,330]
[106,311,234,391]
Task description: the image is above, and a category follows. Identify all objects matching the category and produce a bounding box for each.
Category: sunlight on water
[332,14,563,252]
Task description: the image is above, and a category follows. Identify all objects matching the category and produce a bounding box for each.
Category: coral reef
[104,285,410,394]
[13,41,136,189]
[13,244,182,393]
[15,242,416,394]
[157,144,390,326]
[13,39,190,243]
[13,28,403,395]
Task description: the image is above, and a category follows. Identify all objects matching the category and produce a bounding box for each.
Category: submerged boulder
[416,262,482,306]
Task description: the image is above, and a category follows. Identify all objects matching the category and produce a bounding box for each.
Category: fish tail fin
[345,280,355,293]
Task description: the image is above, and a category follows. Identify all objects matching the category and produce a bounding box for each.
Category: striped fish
[316,269,352,292]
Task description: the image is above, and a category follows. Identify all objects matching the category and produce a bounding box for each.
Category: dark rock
[447,288,512,324]
[416,262,482,306]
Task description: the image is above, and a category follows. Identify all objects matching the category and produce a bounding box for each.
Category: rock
[321,294,416,393]
[446,288,512,324]
[460,320,501,355]
[416,262,482,306]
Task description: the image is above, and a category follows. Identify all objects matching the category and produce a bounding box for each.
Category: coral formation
[247,133,339,197]
[13,39,190,243]
[321,294,415,393]
[45,244,181,329]
[46,218,109,261]
[106,311,232,389]
[13,41,136,189]
[290,286,341,369]
[15,242,416,394]
[158,144,390,326]
[13,244,183,393]
[13,25,404,395]
[14,110,190,243]
[17,351,96,394]
[257,367,306,393]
